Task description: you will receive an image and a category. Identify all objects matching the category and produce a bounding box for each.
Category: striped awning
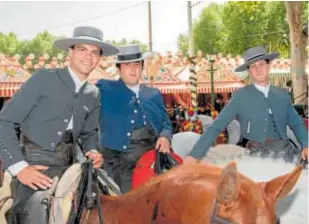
[0,82,23,97]
[155,84,189,94]
[0,81,245,97]
[153,82,244,94]
[197,82,245,93]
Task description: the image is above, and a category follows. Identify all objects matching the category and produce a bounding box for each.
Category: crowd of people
[165,93,229,133]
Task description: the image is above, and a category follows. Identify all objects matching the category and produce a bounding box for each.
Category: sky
[0,1,225,53]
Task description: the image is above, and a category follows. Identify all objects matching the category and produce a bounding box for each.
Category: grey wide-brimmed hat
[115,44,145,64]
[235,46,279,72]
[54,26,119,56]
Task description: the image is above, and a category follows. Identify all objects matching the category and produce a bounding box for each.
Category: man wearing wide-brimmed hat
[0,26,118,223]
[185,46,308,163]
[96,44,173,193]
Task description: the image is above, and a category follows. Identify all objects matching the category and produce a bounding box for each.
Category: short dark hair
[70,45,103,56]
[116,61,144,69]
[247,59,270,70]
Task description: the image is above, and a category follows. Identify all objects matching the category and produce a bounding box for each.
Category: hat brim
[54,37,119,57]
[234,52,279,72]
[115,57,145,64]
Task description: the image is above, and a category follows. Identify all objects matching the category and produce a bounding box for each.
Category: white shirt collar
[126,84,140,97]
[254,83,270,98]
[68,66,87,92]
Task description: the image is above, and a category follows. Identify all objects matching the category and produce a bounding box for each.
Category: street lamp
[207,54,217,108]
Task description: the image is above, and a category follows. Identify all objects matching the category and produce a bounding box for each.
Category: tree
[193,3,223,54]
[285,1,308,104]
[221,1,268,55]
[177,33,189,56]
[0,32,20,56]
[263,1,290,58]
[20,31,66,64]
[179,1,297,57]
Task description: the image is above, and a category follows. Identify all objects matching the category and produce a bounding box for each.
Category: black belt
[23,130,75,167]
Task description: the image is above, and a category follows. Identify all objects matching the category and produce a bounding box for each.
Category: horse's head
[214,162,302,224]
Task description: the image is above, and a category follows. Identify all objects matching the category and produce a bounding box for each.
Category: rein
[68,161,104,224]
[210,200,233,224]
[210,199,281,224]
[85,160,104,224]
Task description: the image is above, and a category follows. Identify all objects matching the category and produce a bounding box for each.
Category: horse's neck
[97,188,160,223]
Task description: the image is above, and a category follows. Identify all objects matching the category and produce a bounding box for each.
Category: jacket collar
[117,79,141,97]
[57,67,88,94]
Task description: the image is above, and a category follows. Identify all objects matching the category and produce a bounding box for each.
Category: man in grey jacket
[0,26,118,223]
[185,46,308,163]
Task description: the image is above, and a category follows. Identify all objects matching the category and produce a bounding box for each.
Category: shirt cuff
[7,160,29,176]
[90,149,99,153]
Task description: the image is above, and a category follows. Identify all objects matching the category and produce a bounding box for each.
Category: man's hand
[183,156,198,165]
[301,148,308,161]
[156,137,170,154]
[17,165,53,190]
[85,151,104,169]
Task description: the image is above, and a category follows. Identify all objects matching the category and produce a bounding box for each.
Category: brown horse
[80,160,302,224]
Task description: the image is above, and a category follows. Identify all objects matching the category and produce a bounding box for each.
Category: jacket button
[50,142,56,147]
[134,110,138,114]
[137,100,141,104]
[9,156,13,159]
[131,120,135,124]
[144,122,147,125]
[143,115,146,119]
[127,133,131,137]
[57,131,62,136]
[123,145,127,149]
[64,119,69,123]
[265,118,268,122]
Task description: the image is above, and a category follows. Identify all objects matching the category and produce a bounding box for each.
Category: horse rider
[185,46,308,163]
[96,44,173,193]
[0,26,117,223]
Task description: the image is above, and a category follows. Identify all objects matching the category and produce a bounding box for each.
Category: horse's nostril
[276,217,280,224]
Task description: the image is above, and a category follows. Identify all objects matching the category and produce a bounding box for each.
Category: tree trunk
[285,1,308,104]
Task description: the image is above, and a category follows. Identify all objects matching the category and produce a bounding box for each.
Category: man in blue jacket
[185,46,308,163]
[96,44,172,193]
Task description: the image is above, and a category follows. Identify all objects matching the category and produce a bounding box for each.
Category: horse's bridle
[85,160,104,224]
[210,200,233,224]
[210,200,281,224]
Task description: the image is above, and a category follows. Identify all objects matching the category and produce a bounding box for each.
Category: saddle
[132,149,183,189]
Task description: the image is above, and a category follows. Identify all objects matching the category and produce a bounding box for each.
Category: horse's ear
[216,162,240,205]
[263,165,302,201]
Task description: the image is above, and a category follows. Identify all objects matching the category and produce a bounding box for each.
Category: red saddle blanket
[132,149,183,189]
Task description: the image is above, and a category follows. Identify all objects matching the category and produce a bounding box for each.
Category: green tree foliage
[178,1,308,58]
[0,32,148,64]
[0,31,66,64]
[177,33,189,56]
[193,3,223,54]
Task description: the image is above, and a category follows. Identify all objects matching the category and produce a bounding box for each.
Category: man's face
[69,44,101,77]
[119,62,143,86]
[247,60,271,85]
